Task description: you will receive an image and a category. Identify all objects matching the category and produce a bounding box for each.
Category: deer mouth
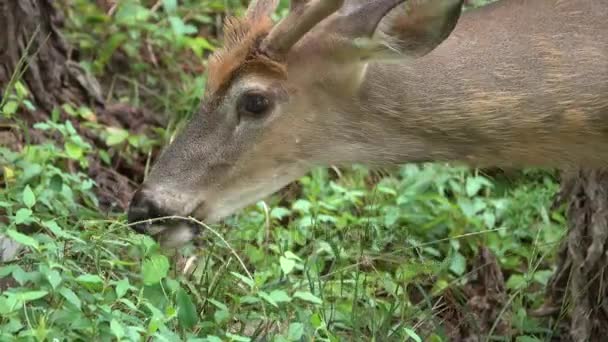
[127,198,208,248]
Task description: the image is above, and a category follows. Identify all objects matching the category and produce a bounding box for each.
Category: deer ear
[333,0,463,62]
[374,0,464,58]
[245,0,280,21]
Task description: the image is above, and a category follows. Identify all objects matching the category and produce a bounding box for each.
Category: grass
[0,1,568,341]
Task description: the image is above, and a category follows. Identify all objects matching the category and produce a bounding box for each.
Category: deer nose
[127,188,164,234]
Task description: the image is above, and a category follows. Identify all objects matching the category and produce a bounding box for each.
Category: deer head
[127,0,464,246]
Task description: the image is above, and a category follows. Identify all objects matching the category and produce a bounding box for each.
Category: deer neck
[347,3,608,169]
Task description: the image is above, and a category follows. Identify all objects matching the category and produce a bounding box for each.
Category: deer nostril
[127,189,163,234]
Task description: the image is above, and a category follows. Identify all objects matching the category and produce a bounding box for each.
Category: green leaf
[49,175,63,192]
[22,185,36,208]
[270,207,291,220]
[208,299,229,312]
[142,254,170,285]
[214,310,230,324]
[0,295,19,314]
[2,101,19,116]
[115,278,130,298]
[225,332,250,342]
[64,141,84,160]
[46,269,62,289]
[76,274,103,284]
[176,288,197,330]
[506,274,527,290]
[204,336,223,342]
[76,274,104,291]
[449,252,466,276]
[279,256,296,275]
[230,272,254,289]
[105,127,129,146]
[110,319,125,339]
[268,290,291,303]
[7,229,38,250]
[293,291,322,305]
[59,288,82,309]
[404,328,422,342]
[292,199,311,214]
[284,251,302,261]
[15,290,48,302]
[287,322,304,341]
[13,208,33,225]
[163,0,177,13]
[258,291,278,308]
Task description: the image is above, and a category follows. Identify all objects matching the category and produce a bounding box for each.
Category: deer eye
[237,92,272,117]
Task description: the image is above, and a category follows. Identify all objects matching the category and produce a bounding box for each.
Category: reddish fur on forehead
[207,16,286,95]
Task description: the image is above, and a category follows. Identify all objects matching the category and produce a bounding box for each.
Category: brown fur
[207,16,286,95]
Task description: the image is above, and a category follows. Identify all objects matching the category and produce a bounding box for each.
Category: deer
[127,0,608,247]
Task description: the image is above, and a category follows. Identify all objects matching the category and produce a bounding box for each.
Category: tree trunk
[0,0,103,111]
[0,0,102,263]
[543,170,608,342]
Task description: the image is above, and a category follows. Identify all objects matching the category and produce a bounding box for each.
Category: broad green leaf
[0,265,16,277]
[293,291,322,305]
[64,141,84,160]
[204,336,223,342]
[46,269,62,289]
[59,288,82,309]
[142,254,169,285]
[13,208,33,225]
[268,290,291,303]
[214,310,230,324]
[2,101,19,116]
[207,299,229,312]
[292,199,311,214]
[225,332,250,342]
[15,290,48,302]
[7,229,38,249]
[284,251,302,261]
[115,278,130,298]
[258,291,278,308]
[449,252,466,276]
[162,0,177,13]
[287,322,304,341]
[76,274,103,284]
[506,274,527,290]
[105,127,129,146]
[110,319,125,339]
[176,288,197,330]
[22,185,36,208]
[270,207,291,220]
[279,256,296,275]
[76,274,104,291]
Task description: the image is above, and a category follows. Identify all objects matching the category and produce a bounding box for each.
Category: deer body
[127,0,608,247]
[342,0,608,168]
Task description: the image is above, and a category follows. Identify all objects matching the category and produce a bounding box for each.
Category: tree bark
[0,0,102,264]
[543,170,608,342]
[0,0,103,110]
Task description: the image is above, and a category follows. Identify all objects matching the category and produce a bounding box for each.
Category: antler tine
[261,0,345,58]
[290,0,307,11]
[334,0,407,37]
[246,0,280,21]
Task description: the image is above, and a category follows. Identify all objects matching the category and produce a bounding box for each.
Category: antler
[335,0,407,37]
[246,0,280,21]
[261,0,345,58]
